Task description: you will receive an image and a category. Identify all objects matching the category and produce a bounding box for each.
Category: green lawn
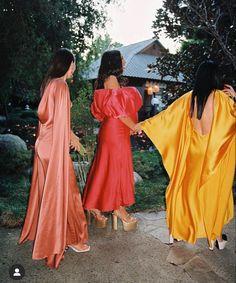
[130,150,169,212]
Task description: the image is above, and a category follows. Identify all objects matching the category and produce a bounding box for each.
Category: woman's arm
[119,117,142,133]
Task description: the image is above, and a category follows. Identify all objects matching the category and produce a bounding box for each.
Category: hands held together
[131,123,142,135]
[133,123,142,134]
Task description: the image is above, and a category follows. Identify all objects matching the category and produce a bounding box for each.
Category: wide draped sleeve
[49,80,71,201]
[140,92,192,178]
[141,90,236,186]
[91,87,142,121]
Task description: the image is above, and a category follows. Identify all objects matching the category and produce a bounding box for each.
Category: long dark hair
[190,60,222,119]
[40,48,75,96]
[95,50,126,89]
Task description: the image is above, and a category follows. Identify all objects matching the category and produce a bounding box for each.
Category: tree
[86,33,123,62]
[0,0,118,116]
[151,0,236,100]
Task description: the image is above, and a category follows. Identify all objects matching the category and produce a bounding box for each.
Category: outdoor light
[147,86,153,95]
[153,83,159,93]
[145,81,160,95]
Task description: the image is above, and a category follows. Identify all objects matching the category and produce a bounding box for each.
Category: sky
[102,0,180,53]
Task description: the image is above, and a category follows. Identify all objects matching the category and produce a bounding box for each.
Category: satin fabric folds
[141,90,235,244]
[18,78,88,269]
[83,87,142,212]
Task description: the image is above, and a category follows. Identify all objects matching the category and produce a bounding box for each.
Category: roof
[84,38,183,82]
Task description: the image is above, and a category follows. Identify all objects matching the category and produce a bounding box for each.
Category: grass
[130,179,167,212]
[0,174,30,227]
[130,150,169,212]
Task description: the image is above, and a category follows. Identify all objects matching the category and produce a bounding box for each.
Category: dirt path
[0,211,234,283]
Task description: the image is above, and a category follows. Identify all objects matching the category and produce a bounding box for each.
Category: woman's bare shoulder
[104,75,120,89]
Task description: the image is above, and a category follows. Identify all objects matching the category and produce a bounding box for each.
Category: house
[85,38,183,119]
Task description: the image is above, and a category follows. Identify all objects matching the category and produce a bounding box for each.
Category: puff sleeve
[91,87,142,121]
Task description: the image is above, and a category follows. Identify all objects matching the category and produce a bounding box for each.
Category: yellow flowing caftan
[141,90,235,244]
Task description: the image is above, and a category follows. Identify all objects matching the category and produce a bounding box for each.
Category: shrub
[0,150,32,174]
[4,110,38,148]
[132,150,168,179]
[70,83,103,164]
[20,110,37,119]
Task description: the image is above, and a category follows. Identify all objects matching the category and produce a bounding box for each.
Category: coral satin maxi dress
[18,78,88,269]
[83,87,142,212]
[141,90,235,244]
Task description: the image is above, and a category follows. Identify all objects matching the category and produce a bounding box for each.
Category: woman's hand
[118,117,142,134]
[133,123,142,135]
[224,84,236,117]
[70,131,81,152]
[223,84,236,100]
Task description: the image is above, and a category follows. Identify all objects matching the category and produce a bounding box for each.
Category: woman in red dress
[18,49,89,269]
[83,50,142,231]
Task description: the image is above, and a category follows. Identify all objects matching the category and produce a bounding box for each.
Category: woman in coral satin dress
[140,61,235,249]
[83,50,142,230]
[18,49,89,269]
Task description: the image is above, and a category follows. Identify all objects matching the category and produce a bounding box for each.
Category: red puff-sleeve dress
[83,87,143,212]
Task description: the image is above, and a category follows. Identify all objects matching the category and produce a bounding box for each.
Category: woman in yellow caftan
[140,61,235,249]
